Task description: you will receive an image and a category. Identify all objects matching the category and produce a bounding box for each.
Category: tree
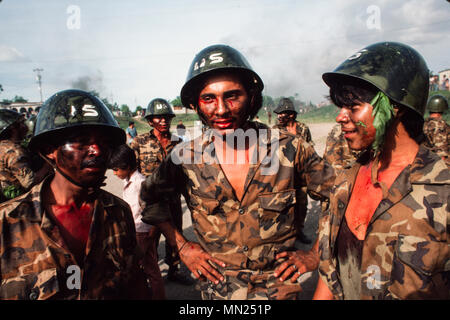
[120,104,131,116]
[13,95,28,103]
[0,84,3,94]
[171,96,182,107]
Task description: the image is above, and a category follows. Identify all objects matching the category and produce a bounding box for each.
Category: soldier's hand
[274,249,319,283]
[179,241,226,284]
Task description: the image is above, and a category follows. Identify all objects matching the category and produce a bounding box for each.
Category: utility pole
[33,68,44,102]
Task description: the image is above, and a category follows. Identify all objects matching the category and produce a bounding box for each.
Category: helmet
[145,98,175,119]
[322,42,429,117]
[274,98,296,114]
[180,44,264,113]
[29,89,125,152]
[427,94,448,113]
[0,109,23,137]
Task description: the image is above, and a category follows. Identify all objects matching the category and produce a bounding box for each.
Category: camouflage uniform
[273,121,314,239]
[0,140,35,201]
[423,118,450,167]
[323,124,360,175]
[318,146,450,300]
[130,129,184,271]
[130,129,182,176]
[140,122,335,299]
[0,177,149,300]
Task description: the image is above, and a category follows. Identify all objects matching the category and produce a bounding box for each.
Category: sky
[0,0,449,110]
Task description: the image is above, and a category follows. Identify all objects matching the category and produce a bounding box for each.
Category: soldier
[139,44,335,300]
[323,123,360,175]
[130,98,191,287]
[0,109,40,202]
[273,97,314,244]
[423,94,449,167]
[314,42,449,300]
[0,89,149,299]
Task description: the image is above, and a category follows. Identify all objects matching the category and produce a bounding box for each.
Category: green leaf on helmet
[370,91,394,154]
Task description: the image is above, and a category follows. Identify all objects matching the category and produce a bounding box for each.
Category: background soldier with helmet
[423,94,449,167]
[140,44,335,300]
[0,109,47,202]
[0,89,149,299]
[273,97,314,244]
[130,98,192,296]
[314,42,449,300]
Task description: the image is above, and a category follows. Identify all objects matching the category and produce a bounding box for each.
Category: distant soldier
[130,98,192,287]
[323,123,360,175]
[423,94,449,167]
[273,97,314,243]
[0,109,36,202]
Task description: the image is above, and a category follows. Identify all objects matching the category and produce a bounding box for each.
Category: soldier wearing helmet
[273,97,314,244]
[314,42,449,300]
[130,98,190,295]
[423,94,449,167]
[0,109,41,202]
[0,90,149,299]
[140,44,335,300]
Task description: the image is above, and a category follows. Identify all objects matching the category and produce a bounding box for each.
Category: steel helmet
[29,89,125,152]
[0,109,24,138]
[323,42,429,117]
[145,98,175,119]
[274,98,297,114]
[427,94,448,113]
[180,44,264,119]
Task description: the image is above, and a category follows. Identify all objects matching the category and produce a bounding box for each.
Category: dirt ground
[102,121,336,300]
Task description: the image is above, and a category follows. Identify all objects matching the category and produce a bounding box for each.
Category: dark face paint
[54,129,112,187]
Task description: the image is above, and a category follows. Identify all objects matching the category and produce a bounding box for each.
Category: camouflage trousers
[197,268,302,300]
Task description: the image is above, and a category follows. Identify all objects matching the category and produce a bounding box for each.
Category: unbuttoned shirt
[140,121,335,270]
[0,140,35,192]
[0,177,149,300]
[130,129,182,176]
[123,170,151,233]
[318,146,450,300]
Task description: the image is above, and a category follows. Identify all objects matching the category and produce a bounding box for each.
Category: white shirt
[123,170,152,233]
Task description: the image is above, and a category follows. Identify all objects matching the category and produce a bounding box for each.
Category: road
[102,122,336,300]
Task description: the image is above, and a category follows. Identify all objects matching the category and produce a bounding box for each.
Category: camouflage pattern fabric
[272,121,314,146]
[0,140,35,200]
[0,177,149,300]
[197,266,302,300]
[130,129,182,176]
[140,121,335,299]
[323,124,360,175]
[318,146,450,300]
[423,118,449,167]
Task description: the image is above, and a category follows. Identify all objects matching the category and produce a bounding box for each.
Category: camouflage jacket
[0,140,35,194]
[272,121,314,146]
[0,177,149,300]
[140,122,335,270]
[423,118,449,167]
[318,146,450,300]
[323,124,360,175]
[130,129,182,176]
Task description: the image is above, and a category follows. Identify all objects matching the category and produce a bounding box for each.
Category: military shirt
[0,177,149,300]
[318,146,450,300]
[140,121,335,270]
[323,124,360,175]
[130,129,182,176]
[273,121,314,146]
[423,118,449,167]
[0,140,35,194]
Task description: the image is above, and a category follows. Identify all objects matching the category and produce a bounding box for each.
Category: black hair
[329,77,378,107]
[129,121,134,126]
[108,144,137,171]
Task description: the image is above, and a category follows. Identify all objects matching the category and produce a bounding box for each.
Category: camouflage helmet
[274,98,297,114]
[0,109,24,137]
[322,42,429,117]
[427,94,448,113]
[145,98,175,119]
[29,89,125,152]
[180,44,264,113]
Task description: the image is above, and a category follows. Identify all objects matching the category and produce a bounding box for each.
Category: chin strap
[38,152,106,194]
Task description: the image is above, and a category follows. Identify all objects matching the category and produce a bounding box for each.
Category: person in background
[109,143,165,299]
[126,121,137,145]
